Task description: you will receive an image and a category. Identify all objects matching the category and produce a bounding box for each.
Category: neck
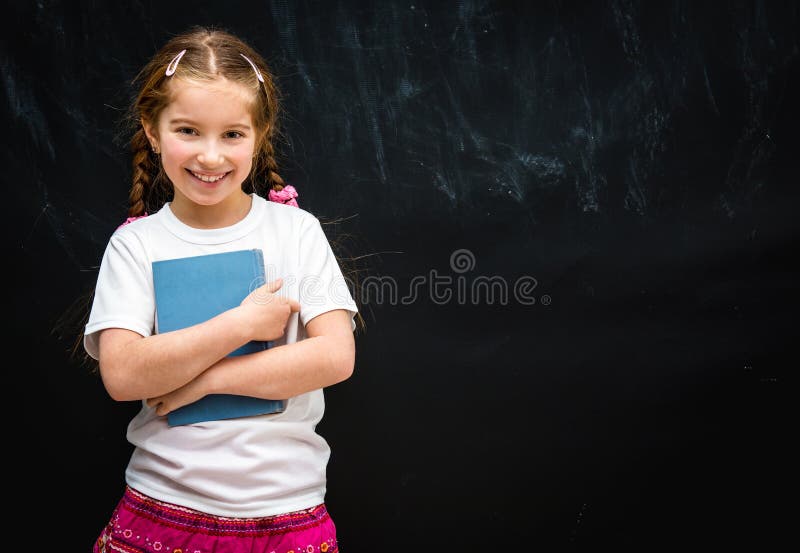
[169,191,253,229]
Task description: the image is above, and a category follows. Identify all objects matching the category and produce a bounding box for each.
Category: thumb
[245,278,283,305]
[260,277,283,294]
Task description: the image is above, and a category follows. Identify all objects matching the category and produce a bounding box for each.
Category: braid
[265,151,286,192]
[130,128,173,215]
[130,129,155,216]
[263,139,285,191]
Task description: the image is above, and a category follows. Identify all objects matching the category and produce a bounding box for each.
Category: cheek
[236,141,256,161]
[162,140,195,161]
[238,152,254,169]
[232,144,256,169]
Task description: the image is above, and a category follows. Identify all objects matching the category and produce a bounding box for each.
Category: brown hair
[56,26,367,371]
[126,26,287,216]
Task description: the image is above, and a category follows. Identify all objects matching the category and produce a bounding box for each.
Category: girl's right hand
[238,278,301,342]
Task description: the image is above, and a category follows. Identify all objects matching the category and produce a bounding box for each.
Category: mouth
[186,169,231,186]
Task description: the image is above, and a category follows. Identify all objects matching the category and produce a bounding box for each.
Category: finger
[288,299,301,312]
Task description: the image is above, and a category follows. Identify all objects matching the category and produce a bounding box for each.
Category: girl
[84,26,360,553]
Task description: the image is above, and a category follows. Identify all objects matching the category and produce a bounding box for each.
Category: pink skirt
[93,486,339,553]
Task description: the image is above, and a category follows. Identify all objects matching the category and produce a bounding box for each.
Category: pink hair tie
[117,213,148,229]
[268,185,299,208]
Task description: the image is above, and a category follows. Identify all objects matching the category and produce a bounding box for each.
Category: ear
[141,118,159,150]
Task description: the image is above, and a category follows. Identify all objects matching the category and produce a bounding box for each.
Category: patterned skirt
[93,486,339,553]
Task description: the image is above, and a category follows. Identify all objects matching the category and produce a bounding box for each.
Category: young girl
[84,26,359,553]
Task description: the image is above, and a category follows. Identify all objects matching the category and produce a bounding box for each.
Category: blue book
[152,249,286,426]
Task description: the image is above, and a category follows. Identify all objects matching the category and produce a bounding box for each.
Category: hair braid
[129,129,153,216]
[130,128,173,215]
[263,139,285,192]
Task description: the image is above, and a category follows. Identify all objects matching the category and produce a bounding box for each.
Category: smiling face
[143,77,259,226]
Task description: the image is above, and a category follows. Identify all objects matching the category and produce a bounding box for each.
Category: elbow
[99,372,126,402]
[96,329,145,402]
[98,359,138,402]
[338,351,355,383]
[331,336,356,384]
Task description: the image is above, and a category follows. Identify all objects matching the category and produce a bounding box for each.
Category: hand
[146,370,210,416]
[238,277,301,342]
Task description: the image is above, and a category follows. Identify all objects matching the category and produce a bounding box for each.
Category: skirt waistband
[122,486,330,537]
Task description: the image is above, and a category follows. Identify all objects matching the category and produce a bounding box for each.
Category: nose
[197,140,224,168]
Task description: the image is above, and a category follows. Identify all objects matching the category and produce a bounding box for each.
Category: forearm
[101,308,250,401]
[204,335,355,400]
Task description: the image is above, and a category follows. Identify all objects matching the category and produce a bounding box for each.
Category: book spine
[252,248,265,284]
[251,249,270,351]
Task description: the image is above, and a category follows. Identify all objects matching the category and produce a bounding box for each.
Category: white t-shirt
[84,193,358,517]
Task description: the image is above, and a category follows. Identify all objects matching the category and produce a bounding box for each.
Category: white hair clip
[240,54,265,83]
[165,49,187,76]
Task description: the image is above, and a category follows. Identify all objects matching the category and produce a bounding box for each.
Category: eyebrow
[168,118,251,130]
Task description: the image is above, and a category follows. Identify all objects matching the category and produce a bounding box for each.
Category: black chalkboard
[6,1,794,550]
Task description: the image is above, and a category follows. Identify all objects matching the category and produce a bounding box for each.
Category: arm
[97,308,249,402]
[146,309,355,416]
[99,278,298,402]
[210,308,356,398]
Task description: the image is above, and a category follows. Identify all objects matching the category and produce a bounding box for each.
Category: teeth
[191,171,226,183]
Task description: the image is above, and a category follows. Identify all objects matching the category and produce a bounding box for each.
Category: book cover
[152,248,286,426]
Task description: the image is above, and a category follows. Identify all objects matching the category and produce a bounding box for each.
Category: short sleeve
[83,232,155,359]
[297,215,359,331]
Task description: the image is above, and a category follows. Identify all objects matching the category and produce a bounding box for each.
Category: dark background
[5,1,794,550]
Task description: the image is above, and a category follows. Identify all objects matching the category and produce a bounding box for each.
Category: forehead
[162,78,256,126]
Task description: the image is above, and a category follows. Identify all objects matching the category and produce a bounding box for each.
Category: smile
[187,169,230,183]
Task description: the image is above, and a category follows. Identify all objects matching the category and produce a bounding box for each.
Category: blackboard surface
[6,1,794,550]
